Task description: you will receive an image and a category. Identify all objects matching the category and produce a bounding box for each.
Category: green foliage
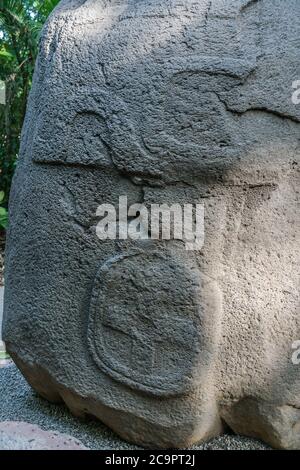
[0,189,8,228]
[0,0,59,210]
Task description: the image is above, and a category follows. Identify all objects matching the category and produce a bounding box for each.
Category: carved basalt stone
[3,0,300,449]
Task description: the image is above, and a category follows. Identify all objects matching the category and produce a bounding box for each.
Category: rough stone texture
[3,0,300,449]
[0,421,87,450]
[0,366,272,450]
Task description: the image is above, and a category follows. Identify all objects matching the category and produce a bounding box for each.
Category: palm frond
[0,0,28,29]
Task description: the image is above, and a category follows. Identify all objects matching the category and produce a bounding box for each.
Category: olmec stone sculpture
[3,0,300,449]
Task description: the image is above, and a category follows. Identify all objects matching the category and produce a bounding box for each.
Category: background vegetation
[0,0,59,228]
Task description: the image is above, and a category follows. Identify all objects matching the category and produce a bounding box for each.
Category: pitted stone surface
[3,0,300,449]
[88,250,221,396]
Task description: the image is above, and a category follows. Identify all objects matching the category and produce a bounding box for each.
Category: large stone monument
[3,0,300,449]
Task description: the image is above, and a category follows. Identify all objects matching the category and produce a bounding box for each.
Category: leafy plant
[0,190,8,228]
[0,0,60,209]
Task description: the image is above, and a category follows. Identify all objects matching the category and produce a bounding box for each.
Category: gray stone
[3,0,300,449]
[0,421,87,450]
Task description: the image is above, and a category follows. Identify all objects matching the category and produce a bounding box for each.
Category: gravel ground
[0,365,271,450]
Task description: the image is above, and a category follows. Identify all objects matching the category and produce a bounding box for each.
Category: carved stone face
[3,0,300,449]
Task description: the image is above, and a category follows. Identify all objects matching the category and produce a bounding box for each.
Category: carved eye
[32,105,112,168]
[31,87,144,169]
